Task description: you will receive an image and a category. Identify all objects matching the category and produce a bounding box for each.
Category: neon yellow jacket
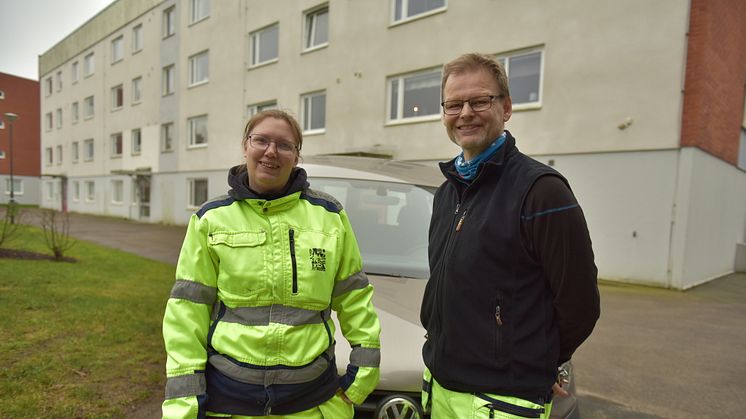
[162,167,381,418]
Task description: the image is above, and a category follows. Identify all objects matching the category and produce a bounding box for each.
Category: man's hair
[242,109,303,151]
[442,53,510,99]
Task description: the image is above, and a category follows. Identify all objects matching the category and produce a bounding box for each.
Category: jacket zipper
[289,229,298,294]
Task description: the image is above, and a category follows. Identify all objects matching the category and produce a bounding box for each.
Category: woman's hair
[242,109,303,151]
[442,53,510,99]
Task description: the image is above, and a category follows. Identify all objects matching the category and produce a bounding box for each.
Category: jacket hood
[227,164,309,200]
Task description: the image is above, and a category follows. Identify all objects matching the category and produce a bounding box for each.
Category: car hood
[334,273,428,392]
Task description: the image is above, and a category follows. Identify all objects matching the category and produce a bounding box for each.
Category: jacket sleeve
[522,175,601,364]
[162,213,218,418]
[330,209,381,405]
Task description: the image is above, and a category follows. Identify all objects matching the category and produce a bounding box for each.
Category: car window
[310,177,434,279]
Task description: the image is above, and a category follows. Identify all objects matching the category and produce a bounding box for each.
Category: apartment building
[39,0,746,289]
[0,72,41,206]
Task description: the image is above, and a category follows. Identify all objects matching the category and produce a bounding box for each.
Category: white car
[302,156,579,419]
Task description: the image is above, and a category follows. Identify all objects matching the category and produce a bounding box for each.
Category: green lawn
[0,225,174,417]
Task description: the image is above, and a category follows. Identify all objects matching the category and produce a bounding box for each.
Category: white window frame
[304,5,329,52]
[71,61,79,83]
[190,0,210,24]
[111,180,124,204]
[188,178,209,208]
[0,90,4,100]
[72,102,79,123]
[5,178,23,196]
[131,129,142,155]
[84,52,95,77]
[161,123,174,152]
[56,145,63,165]
[162,65,175,96]
[45,113,53,131]
[132,77,142,104]
[300,90,326,134]
[46,182,54,201]
[111,35,124,64]
[391,0,446,24]
[56,71,63,92]
[72,181,80,201]
[111,84,124,110]
[497,49,544,109]
[386,67,442,123]
[45,147,53,166]
[188,50,209,86]
[187,115,208,147]
[84,96,95,118]
[247,100,278,118]
[44,77,53,96]
[249,23,279,67]
[85,181,96,202]
[111,133,123,157]
[132,24,143,53]
[84,139,95,161]
[55,109,62,129]
[72,141,79,163]
[163,6,176,38]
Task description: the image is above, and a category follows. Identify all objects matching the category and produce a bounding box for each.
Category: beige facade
[39,0,746,289]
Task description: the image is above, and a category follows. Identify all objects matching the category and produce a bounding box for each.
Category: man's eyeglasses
[247,134,298,155]
[441,95,504,115]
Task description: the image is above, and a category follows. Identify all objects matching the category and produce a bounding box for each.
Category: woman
[162,110,381,418]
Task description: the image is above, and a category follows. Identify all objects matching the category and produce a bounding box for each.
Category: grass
[0,224,174,418]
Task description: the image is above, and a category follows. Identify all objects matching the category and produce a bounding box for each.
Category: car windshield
[310,177,435,279]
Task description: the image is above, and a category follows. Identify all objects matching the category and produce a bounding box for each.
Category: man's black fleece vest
[422,133,567,402]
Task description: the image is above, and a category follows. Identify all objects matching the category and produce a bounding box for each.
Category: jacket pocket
[209,230,267,298]
[493,297,506,366]
[288,227,339,305]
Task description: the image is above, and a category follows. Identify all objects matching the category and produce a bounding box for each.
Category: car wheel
[374,394,425,419]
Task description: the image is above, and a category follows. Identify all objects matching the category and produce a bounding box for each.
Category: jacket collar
[440,130,517,183]
[227,165,310,201]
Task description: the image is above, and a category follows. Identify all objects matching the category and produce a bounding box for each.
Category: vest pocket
[493,297,507,366]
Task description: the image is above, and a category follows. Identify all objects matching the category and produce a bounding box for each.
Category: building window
[84,96,95,118]
[387,67,441,122]
[0,150,4,157]
[498,50,543,106]
[188,115,208,147]
[85,181,96,202]
[189,178,208,207]
[163,6,176,38]
[188,50,209,86]
[56,108,62,128]
[111,85,124,110]
[111,180,124,203]
[46,182,54,201]
[392,0,446,23]
[72,102,79,123]
[84,52,95,77]
[131,129,142,155]
[247,100,277,118]
[45,77,53,96]
[45,113,53,131]
[0,90,4,100]
[73,181,80,201]
[111,35,124,63]
[56,71,63,92]
[163,65,175,96]
[111,133,123,157]
[132,24,143,53]
[190,0,210,24]
[71,61,79,83]
[301,91,326,133]
[304,5,329,51]
[84,139,95,161]
[250,23,279,67]
[45,147,53,165]
[56,145,63,165]
[72,141,79,163]
[5,179,23,196]
[162,123,174,152]
[132,77,142,103]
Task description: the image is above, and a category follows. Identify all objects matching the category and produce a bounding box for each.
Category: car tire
[374,394,425,419]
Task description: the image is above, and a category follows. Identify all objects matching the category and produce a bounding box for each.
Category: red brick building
[0,72,41,205]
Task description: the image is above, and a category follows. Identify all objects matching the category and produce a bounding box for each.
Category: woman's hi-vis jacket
[162,166,381,418]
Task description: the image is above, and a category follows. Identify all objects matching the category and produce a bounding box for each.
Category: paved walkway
[20,209,746,418]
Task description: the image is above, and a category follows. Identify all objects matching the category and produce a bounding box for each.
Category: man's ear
[503,96,513,122]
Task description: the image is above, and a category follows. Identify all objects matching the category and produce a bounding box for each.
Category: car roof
[299,155,444,188]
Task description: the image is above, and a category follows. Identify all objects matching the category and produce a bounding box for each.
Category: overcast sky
[0,0,115,80]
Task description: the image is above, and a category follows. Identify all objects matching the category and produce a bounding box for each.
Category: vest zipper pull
[495,305,503,326]
[455,210,467,232]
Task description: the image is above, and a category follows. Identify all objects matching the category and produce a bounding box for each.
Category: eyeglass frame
[440,95,505,115]
[246,134,300,155]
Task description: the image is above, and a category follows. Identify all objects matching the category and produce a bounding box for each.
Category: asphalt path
[20,209,745,418]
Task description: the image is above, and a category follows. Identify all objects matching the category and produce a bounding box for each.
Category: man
[420,53,600,418]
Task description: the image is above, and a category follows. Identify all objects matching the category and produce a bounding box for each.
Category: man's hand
[552,382,570,397]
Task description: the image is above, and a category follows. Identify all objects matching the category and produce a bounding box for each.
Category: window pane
[190,52,209,84]
[254,25,279,64]
[310,94,326,130]
[508,52,541,104]
[408,0,445,17]
[306,8,329,49]
[191,179,208,206]
[189,116,208,145]
[402,70,440,118]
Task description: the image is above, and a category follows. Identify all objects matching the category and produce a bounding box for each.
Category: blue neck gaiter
[454,132,507,180]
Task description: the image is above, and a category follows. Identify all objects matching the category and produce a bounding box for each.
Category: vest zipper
[289,229,298,294]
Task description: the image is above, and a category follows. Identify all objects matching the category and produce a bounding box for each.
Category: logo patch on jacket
[309,248,326,271]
